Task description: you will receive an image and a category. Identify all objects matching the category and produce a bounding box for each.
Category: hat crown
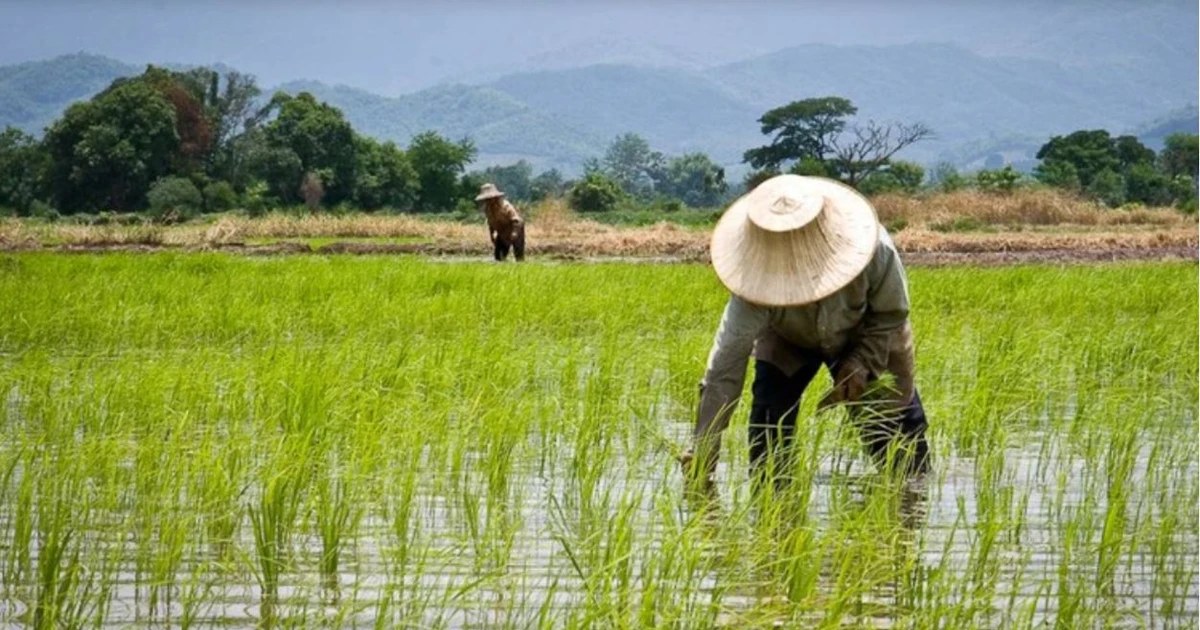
[748,187,825,233]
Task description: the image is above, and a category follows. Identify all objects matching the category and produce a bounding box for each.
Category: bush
[568,172,625,213]
[29,200,59,222]
[203,181,238,212]
[975,166,1021,195]
[147,176,203,222]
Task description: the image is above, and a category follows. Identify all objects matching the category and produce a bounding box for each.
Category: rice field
[0,253,1195,629]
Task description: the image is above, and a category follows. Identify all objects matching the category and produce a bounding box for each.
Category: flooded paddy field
[0,253,1195,628]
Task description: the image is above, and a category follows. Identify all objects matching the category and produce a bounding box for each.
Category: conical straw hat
[711,175,879,306]
[475,183,506,201]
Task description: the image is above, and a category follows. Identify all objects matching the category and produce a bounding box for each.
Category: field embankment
[2,189,1195,264]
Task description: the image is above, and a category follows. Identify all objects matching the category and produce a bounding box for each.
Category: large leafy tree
[407,131,475,212]
[656,152,727,207]
[1161,133,1199,181]
[258,92,357,205]
[743,96,930,187]
[353,136,419,210]
[598,133,665,200]
[474,160,535,201]
[1034,130,1121,189]
[0,127,48,214]
[743,97,856,171]
[43,79,179,212]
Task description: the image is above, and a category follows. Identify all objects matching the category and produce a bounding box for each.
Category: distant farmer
[476,183,525,262]
[681,174,929,491]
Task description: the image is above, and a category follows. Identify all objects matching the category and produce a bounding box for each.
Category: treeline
[0,68,1196,220]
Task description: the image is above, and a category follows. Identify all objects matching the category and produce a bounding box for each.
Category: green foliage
[146,176,202,222]
[743,96,855,170]
[530,168,565,201]
[202,181,237,212]
[0,127,47,214]
[599,133,665,200]
[1114,135,1156,170]
[43,79,179,212]
[974,166,1022,195]
[1034,160,1081,192]
[568,172,626,213]
[353,136,418,211]
[408,131,476,212]
[656,152,728,207]
[742,169,780,193]
[859,160,925,196]
[1035,130,1120,189]
[788,156,832,177]
[1123,162,1173,206]
[1087,169,1126,208]
[260,92,357,205]
[473,160,534,201]
[1160,133,1199,180]
[929,162,966,193]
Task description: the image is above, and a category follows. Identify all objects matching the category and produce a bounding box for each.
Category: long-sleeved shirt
[483,200,523,241]
[695,226,911,442]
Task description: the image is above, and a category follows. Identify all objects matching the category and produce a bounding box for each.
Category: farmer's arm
[844,232,910,384]
[694,296,768,458]
[504,202,523,227]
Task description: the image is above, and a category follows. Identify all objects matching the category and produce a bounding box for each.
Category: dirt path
[22,240,1196,265]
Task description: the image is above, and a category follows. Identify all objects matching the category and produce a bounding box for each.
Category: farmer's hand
[678,449,717,503]
[820,360,867,409]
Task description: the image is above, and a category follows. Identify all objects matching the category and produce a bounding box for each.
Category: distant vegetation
[0,64,1196,221]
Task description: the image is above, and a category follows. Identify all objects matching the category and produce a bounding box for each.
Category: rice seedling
[0,252,1194,628]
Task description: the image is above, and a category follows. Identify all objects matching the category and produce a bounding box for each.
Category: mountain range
[1,35,1196,176]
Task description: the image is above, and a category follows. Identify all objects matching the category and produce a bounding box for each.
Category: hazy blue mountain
[272,81,603,171]
[0,53,136,134]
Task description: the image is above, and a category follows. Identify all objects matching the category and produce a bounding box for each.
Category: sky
[0,1,1194,95]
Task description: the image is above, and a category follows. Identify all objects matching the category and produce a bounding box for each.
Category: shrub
[147,176,203,223]
[568,172,625,213]
[203,181,238,212]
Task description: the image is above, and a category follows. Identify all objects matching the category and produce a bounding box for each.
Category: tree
[203,70,266,187]
[146,176,203,222]
[43,79,179,212]
[656,152,728,207]
[259,92,358,205]
[1034,160,1081,192]
[1034,130,1120,189]
[975,166,1022,195]
[0,127,48,214]
[353,136,418,211]
[743,97,856,171]
[530,169,565,201]
[1114,135,1155,171]
[475,160,534,201]
[828,121,933,186]
[858,160,925,195]
[600,133,665,200]
[1123,162,1173,206]
[1087,169,1125,207]
[929,162,965,193]
[1161,133,1199,181]
[568,172,625,213]
[407,131,476,212]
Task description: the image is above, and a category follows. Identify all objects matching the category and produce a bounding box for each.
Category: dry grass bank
[2,191,1195,262]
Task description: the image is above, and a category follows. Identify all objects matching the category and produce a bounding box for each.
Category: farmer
[476,183,526,262]
[681,174,929,490]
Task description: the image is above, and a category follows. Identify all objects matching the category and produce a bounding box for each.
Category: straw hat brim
[475,190,506,201]
[711,175,879,307]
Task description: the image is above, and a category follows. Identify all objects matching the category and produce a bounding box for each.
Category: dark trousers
[494,225,526,261]
[749,360,929,479]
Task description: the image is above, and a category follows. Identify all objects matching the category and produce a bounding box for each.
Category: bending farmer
[683,175,930,487]
[476,183,526,262]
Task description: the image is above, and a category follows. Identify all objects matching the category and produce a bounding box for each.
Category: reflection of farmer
[476,183,525,262]
[682,175,930,490]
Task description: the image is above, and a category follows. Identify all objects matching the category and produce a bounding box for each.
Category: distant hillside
[1,40,1196,175]
[1134,107,1199,150]
[0,53,136,134]
[272,81,603,171]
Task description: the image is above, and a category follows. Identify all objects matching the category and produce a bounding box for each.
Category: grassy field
[2,191,1196,262]
[0,253,1196,628]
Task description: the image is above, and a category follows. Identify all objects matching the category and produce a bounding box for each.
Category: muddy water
[0,421,1194,630]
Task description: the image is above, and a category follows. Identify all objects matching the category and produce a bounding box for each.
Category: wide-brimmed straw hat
[710,174,879,306]
[475,183,506,201]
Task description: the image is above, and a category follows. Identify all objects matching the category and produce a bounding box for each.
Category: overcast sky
[0,1,1193,95]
